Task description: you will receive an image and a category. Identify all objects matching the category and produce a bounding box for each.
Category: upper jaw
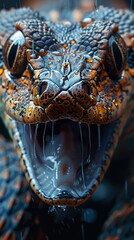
[2,67,133,125]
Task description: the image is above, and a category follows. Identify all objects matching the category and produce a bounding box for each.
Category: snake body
[0,5,134,239]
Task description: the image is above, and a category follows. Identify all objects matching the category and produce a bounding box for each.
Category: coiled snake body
[0,6,134,239]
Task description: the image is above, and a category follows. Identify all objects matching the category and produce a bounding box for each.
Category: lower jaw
[14,116,126,207]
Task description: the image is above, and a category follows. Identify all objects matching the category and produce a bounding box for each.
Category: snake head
[1,9,134,206]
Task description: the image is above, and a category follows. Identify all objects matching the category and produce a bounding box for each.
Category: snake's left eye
[104,32,128,79]
[3,31,27,77]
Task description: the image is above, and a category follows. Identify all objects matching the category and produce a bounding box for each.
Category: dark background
[0,0,134,10]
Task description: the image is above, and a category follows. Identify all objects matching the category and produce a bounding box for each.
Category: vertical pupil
[8,41,18,68]
[112,41,123,71]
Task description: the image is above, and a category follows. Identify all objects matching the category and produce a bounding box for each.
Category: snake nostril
[82,82,97,105]
[82,83,90,94]
[40,81,48,95]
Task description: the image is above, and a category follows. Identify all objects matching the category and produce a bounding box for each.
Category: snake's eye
[3,31,27,77]
[105,32,127,79]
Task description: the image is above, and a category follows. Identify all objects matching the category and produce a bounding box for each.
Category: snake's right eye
[104,32,127,80]
[3,31,27,77]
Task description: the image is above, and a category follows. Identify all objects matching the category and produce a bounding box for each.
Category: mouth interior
[17,119,117,201]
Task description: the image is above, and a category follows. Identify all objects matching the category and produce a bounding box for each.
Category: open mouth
[16,118,121,206]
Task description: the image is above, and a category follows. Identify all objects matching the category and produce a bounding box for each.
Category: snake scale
[0,5,134,239]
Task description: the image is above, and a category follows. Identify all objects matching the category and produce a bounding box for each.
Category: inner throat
[24,120,101,176]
